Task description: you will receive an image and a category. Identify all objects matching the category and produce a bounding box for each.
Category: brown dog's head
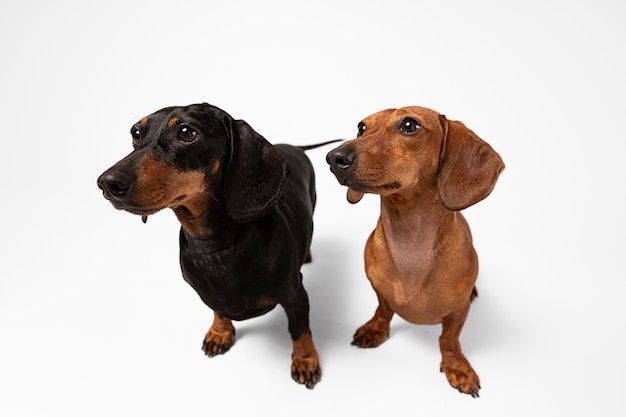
[97,103,288,229]
[326,106,504,210]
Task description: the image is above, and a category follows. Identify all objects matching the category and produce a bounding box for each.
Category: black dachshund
[98,103,338,388]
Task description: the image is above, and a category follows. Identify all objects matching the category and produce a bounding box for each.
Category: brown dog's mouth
[343,181,400,204]
[347,188,364,204]
[344,180,400,192]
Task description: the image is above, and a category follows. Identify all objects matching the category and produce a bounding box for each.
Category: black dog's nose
[326,146,356,170]
[97,170,133,200]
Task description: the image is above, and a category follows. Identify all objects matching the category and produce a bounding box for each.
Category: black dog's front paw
[290,332,321,389]
[202,328,236,357]
[291,357,321,389]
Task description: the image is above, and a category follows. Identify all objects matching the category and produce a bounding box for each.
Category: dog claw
[350,338,362,347]
[467,387,480,398]
[202,340,232,357]
[291,367,321,390]
[351,330,388,349]
[455,384,480,398]
[350,338,373,348]
[204,345,224,357]
[441,359,480,397]
[202,328,235,357]
[141,215,148,224]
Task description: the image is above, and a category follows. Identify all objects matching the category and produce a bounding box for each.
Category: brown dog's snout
[326,146,356,173]
[97,169,133,201]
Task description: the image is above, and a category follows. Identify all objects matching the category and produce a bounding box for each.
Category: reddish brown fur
[136,154,210,236]
[290,332,321,386]
[329,106,504,397]
[167,116,180,128]
[210,160,221,175]
[203,312,236,356]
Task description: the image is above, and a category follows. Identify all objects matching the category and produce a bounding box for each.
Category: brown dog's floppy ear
[437,116,505,211]
[223,119,288,223]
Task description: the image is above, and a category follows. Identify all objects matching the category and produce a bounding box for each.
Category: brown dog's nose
[326,146,356,171]
[97,170,133,201]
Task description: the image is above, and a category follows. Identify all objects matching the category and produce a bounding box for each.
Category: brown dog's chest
[364,213,478,324]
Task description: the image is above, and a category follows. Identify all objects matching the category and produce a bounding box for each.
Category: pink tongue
[347,188,364,204]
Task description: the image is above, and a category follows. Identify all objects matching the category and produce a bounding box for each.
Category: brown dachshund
[326,106,504,397]
[97,103,339,389]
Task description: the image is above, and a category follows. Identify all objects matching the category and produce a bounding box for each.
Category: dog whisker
[209,192,222,206]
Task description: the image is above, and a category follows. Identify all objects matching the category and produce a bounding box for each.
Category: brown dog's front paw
[440,359,480,398]
[351,323,389,348]
[202,327,236,357]
[291,356,321,389]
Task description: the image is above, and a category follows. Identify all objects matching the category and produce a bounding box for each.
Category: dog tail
[298,139,343,151]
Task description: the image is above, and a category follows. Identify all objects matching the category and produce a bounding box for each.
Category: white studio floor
[1,1,624,416]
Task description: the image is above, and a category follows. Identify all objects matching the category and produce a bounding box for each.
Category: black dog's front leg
[282,282,321,389]
[202,311,236,357]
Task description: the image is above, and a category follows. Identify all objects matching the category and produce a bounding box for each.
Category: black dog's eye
[177,125,197,143]
[399,117,421,135]
[130,126,141,144]
[357,122,366,137]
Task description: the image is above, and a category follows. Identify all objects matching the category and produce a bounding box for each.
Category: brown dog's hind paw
[202,327,236,357]
[291,357,321,389]
[440,360,480,398]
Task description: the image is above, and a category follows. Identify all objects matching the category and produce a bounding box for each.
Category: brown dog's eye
[357,122,366,137]
[399,117,421,135]
[177,125,197,143]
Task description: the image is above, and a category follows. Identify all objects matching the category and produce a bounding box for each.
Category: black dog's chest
[178,229,282,320]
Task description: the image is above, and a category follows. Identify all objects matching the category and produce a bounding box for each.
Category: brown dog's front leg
[352,294,394,348]
[202,312,236,357]
[439,301,480,397]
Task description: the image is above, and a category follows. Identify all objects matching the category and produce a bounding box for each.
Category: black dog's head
[97,103,288,228]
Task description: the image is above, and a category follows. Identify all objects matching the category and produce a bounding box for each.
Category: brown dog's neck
[379,188,454,240]
[378,189,467,283]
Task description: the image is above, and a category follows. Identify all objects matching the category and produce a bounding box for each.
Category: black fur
[97,103,339,388]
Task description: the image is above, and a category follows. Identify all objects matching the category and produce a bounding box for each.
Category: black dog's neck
[172,191,248,242]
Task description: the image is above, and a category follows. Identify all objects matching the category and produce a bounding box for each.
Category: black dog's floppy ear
[223,119,288,223]
[437,115,505,211]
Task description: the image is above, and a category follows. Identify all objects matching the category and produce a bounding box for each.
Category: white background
[1,0,624,415]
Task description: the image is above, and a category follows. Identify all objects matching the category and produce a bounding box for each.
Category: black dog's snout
[97,170,133,200]
[326,146,356,171]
